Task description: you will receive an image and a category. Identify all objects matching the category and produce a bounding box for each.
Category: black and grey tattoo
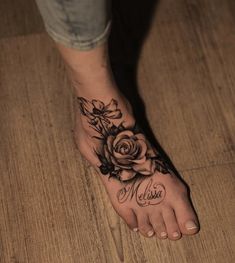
[117,178,166,206]
[77,97,172,182]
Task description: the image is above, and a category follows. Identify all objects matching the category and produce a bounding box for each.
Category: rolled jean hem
[45,20,112,51]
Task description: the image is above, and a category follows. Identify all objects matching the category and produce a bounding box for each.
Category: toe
[119,209,138,232]
[162,207,182,240]
[149,212,168,240]
[136,213,155,238]
[174,196,199,235]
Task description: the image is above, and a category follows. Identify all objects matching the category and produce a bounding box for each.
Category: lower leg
[57,42,121,98]
[57,41,135,130]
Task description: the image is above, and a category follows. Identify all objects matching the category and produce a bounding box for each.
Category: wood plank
[0,32,234,262]
[88,162,235,263]
[0,34,107,263]
[137,0,235,170]
[0,0,44,39]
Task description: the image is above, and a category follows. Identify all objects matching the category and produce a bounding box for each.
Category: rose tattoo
[103,130,158,181]
[77,97,172,182]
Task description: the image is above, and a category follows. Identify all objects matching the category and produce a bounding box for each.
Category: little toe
[136,213,155,238]
[174,197,199,235]
[149,213,168,240]
[162,207,182,240]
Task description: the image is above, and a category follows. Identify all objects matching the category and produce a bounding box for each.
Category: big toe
[174,196,199,235]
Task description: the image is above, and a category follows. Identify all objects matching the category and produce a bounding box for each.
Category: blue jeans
[35,0,112,50]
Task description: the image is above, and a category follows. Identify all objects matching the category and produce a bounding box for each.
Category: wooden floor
[0,0,234,262]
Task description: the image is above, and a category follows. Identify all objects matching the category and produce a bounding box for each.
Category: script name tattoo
[117,178,166,206]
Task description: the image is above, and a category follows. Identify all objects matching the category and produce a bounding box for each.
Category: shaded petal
[105,99,118,111]
[132,159,155,175]
[115,139,133,154]
[129,142,140,156]
[107,135,115,154]
[116,157,133,165]
[116,130,134,139]
[134,133,146,141]
[135,139,147,159]
[83,110,94,119]
[113,150,134,160]
[78,98,94,115]
[131,156,146,164]
[84,100,94,112]
[119,169,136,181]
[92,100,105,110]
[113,130,134,147]
[105,110,122,119]
[146,147,157,158]
[99,116,111,124]
[110,156,132,169]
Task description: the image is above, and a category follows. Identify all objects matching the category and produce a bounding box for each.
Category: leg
[35,0,200,239]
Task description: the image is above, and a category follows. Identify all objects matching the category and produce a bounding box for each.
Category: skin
[56,41,200,240]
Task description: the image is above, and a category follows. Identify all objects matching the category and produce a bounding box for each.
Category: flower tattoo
[77,97,172,181]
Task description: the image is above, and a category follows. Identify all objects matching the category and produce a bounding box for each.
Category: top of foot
[75,95,200,240]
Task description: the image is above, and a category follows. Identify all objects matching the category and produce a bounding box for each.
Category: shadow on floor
[108,0,199,221]
[109,0,180,176]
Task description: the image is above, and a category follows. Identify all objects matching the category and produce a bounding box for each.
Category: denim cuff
[45,19,112,51]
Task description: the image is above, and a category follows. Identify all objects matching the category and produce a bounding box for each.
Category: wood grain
[138,0,235,170]
[0,0,43,39]
[0,0,234,262]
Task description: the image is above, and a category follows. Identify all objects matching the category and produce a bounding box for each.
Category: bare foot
[56,40,199,240]
[74,95,199,240]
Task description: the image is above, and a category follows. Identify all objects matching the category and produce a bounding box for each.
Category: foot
[74,93,200,240]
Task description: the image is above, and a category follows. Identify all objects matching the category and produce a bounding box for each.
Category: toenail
[173,232,179,238]
[147,230,155,237]
[133,228,139,232]
[185,220,198,230]
[160,232,167,238]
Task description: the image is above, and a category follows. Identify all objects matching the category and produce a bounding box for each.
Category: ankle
[69,68,118,97]
[56,41,115,90]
